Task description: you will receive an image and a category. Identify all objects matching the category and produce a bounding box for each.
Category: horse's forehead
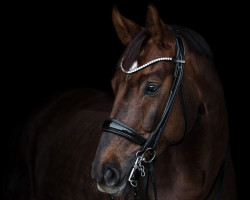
[144,38,175,54]
[141,40,164,57]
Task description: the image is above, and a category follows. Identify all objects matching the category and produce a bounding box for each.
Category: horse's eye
[143,82,161,96]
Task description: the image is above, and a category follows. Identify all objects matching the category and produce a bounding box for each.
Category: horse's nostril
[103,166,120,187]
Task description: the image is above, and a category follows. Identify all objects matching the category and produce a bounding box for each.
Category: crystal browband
[121,57,185,74]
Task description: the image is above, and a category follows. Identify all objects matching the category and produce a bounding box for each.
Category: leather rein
[102,25,227,200]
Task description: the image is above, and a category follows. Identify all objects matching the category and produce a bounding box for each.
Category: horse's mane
[121,25,213,70]
[174,25,214,60]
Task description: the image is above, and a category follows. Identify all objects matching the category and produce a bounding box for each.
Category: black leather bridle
[102,25,227,200]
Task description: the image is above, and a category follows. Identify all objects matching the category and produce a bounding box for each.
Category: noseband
[102,25,226,200]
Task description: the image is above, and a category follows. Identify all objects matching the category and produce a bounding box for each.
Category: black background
[3,0,248,198]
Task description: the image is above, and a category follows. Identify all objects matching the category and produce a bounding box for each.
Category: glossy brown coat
[5,5,237,200]
[92,5,237,200]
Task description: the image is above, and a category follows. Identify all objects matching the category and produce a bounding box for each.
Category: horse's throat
[153,114,227,199]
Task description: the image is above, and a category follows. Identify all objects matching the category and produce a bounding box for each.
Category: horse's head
[92,5,201,197]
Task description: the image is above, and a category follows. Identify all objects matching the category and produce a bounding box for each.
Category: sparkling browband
[121,57,185,74]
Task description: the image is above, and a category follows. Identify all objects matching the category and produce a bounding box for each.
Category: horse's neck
[154,60,229,199]
[155,114,228,199]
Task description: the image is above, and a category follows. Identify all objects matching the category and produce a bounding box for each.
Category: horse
[4,5,237,200]
[4,88,114,200]
[91,5,237,200]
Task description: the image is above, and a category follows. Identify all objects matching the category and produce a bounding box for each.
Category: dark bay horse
[91,5,237,200]
[5,5,237,200]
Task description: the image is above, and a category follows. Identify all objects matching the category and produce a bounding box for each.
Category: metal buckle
[142,148,156,163]
[128,148,156,187]
[128,155,145,187]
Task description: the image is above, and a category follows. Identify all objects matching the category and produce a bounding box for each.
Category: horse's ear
[146,4,170,47]
[112,6,141,45]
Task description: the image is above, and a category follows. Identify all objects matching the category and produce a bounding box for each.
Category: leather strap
[102,118,146,146]
[138,25,186,153]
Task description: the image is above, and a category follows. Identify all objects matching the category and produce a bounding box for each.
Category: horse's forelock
[121,29,148,71]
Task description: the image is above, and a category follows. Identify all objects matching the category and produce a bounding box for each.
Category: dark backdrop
[3,1,248,198]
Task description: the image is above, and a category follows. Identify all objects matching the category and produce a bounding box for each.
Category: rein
[102,25,227,200]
